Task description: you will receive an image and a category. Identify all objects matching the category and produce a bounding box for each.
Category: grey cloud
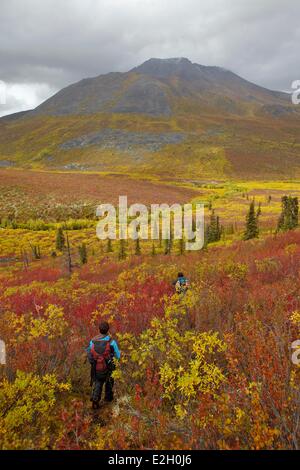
[0,0,299,116]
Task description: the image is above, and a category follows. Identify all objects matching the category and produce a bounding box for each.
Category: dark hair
[99,321,110,335]
[178,272,184,278]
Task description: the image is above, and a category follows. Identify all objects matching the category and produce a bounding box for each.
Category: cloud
[0,82,56,117]
[0,0,299,116]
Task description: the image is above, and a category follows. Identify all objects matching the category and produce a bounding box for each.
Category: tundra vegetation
[1,170,300,450]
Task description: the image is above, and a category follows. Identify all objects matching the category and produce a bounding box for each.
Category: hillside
[0,57,300,179]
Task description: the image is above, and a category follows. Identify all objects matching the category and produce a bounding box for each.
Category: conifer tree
[244,200,259,240]
[151,242,156,256]
[78,243,88,265]
[164,236,172,255]
[277,196,299,232]
[206,210,222,244]
[118,239,127,260]
[107,238,113,253]
[135,237,141,255]
[178,236,185,255]
[292,197,299,228]
[256,201,262,218]
[55,227,65,251]
[65,231,72,274]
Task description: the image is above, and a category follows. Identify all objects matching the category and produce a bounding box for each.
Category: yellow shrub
[29,304,68,340]
[290,310,300,327]
[125,316,226,417]
[0,371,70,450]
[224,262,248,282]
[255,258,280,273]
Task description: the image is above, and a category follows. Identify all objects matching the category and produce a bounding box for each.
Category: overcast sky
[0,0,299,117]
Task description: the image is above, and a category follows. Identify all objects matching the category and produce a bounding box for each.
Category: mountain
[29,57,291,117]
[0,57,299,180]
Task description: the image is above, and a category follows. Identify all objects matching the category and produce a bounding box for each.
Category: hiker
[87,321,120,410]
[173,272,190,294]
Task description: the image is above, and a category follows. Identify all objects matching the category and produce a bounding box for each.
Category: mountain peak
[131,57,199,79]
[136,57,192,66]
[147,57,191,64]
[26,56,289,119]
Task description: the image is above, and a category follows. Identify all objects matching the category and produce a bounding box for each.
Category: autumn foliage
[1,230,300,449]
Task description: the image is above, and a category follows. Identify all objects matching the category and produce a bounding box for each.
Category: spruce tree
[135,237,141,255]
[291,197,299,229]
[66,231,72,275]
[277,196,299,232]
[107,238,113,253]
[164,238,172,255]
[78,243,88,265]
[206,210,222,244]
[256,201,262,218]
[244,200,259,240]
[158,233,162,248]
[151,242,156,256]
[55,227,65,251]
[118,239,127,260]
[178,236,185,255]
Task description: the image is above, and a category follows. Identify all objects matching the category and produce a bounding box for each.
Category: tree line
[19,195,299,270]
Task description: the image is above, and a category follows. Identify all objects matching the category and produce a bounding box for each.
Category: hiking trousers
[92,372,114,403]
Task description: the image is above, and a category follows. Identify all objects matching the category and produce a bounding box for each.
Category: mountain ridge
[0,57,299,180]
[23,57,292,118]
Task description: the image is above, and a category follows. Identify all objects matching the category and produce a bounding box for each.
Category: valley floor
[1,168,300,232]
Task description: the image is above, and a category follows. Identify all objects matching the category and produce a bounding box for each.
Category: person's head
[99,321,110,335]
[178,272,184,278]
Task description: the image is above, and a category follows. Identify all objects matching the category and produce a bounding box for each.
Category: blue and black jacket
[87,335,121,360]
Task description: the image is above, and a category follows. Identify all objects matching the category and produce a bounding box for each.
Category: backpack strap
[92,335,112,342]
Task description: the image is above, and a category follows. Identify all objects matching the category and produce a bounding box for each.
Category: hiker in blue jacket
[87,321,120,409]
[172,272,190,294]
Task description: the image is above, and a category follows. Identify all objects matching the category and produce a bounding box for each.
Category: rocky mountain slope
[0,58,299,179]
[29,57,292,117]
